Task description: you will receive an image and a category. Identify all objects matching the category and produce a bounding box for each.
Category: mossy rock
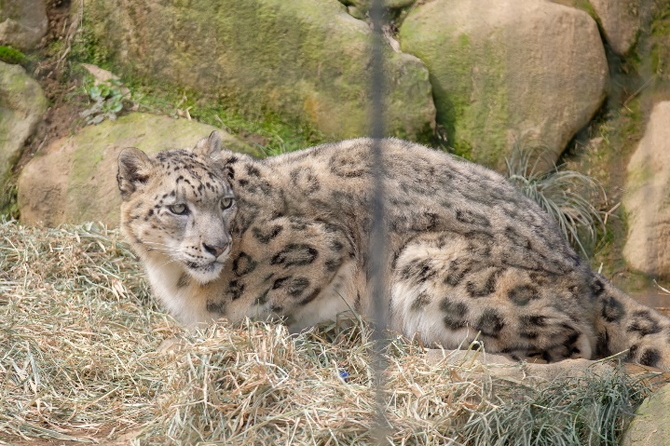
[17,113,259,227]
[623,101,670,278]
[0,61,47,210]
[622,383,670,446]
[79,0,435,141]
[0,61,47,175]
[399,0,608,169]
[0,0,48,50]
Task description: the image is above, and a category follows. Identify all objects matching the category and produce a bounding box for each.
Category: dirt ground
[15,0,89,174]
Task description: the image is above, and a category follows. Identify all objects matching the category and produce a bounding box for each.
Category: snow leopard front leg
[206,217,360,330]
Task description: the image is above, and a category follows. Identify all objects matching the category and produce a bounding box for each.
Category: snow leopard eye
[168,203,189,215]
[220,197,234,210]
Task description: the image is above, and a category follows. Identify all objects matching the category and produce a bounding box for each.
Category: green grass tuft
[505,144,606,258]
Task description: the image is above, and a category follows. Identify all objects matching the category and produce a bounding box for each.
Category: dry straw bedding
[0,221,657,445]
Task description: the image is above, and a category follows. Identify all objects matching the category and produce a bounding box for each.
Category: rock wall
[80,0,436,141]
[76,0,665,170]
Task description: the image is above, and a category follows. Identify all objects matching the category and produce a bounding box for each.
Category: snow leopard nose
[202,242,227,258]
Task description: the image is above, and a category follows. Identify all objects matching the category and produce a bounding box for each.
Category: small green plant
[505,144,606,258]
[0,45,27,65]
[81,78,128,124]
[0,180,19,220]
[128,82,325,156]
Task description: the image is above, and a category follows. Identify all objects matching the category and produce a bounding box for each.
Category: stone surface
[399,0,608,170]
[17,113,259,227]
[622,383,670,446]
[623,101,670,278]
[589,0,656,56]
[0,0,48,50]
[80,0,435,141]
[0,61,47,182]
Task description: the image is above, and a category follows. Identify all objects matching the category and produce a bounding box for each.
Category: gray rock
[0,61,47,183]
[621,383,670,446]
[589,0,656,56]
[399,0,608,170]
[17,113,260,227]
[80,0,435,141]
[0,0,48,50]
[623,101,670,278]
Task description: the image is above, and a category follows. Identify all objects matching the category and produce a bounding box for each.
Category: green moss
[625,165,653,195]
[69,2,324,152]
[631,1,670,86]
[70,2,114,69]
[400,9,514,167]
[0,46,27,65]
[440,33,474,159]
[69,140,105,222]
[649,7,670,78]
[0,175,20,219]
[433,33,509,165]
[574,0,597,21]
[459,39,510,166]
[400,20,473,156]
[0,128,32,219]
[126,80,326,156]
[69,3,327,157]
[0,63,47,219]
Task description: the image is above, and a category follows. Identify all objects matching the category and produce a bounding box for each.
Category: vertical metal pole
[368,0,389,444]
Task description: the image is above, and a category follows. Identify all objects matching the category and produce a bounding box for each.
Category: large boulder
[589,0,655,56]
[399,0,608,169]
[0,61,47,191]
[550,0,654,56]
[623,101,670,278]
[622,383,670,446]
[79,0,435,141]
[0,0,48,50]
[17,113,260,227]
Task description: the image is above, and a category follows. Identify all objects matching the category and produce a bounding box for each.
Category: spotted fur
[118,133,670,368]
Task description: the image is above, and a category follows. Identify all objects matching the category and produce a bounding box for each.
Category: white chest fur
[144,260,212,327]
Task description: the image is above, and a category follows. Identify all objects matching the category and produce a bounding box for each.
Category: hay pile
[0,221,653,445]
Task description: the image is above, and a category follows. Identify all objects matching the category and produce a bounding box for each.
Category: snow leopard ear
[193,131,223,159]
[117,147,152,200]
